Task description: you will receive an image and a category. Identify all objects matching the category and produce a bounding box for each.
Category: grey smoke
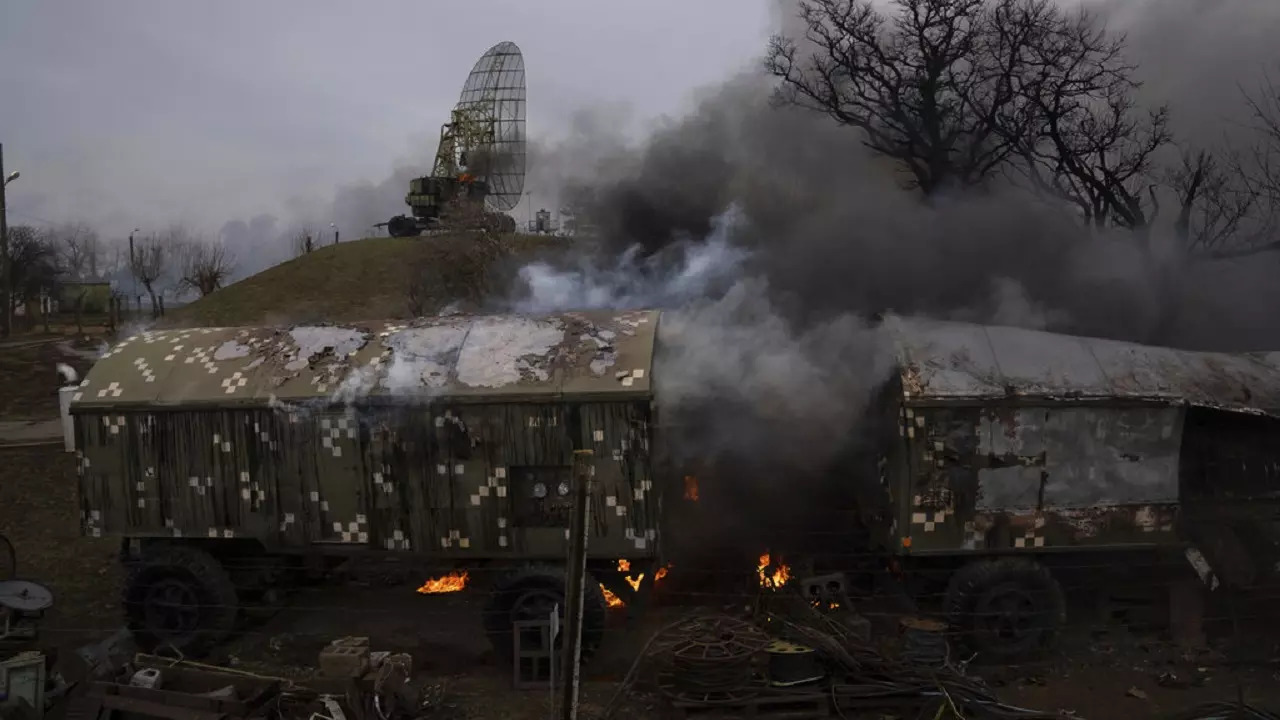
[528,0,1280,354]
[490,0,1280,552]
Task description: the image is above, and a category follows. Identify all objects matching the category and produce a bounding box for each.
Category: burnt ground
[3,439,1280,719]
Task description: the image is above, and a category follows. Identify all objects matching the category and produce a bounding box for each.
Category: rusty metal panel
[886,314,1280,416]
[1039,408,1181,507]
[899,405,1183,554]
[971,407,1181,512]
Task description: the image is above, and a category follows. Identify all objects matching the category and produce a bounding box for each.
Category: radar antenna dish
[450,40,526,212]
[381,41,527,237]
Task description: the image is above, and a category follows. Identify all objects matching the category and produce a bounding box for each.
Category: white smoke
[511,204,750,313]
[504,203,897,468]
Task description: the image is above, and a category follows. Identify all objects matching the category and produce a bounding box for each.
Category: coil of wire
[665,616,770,698]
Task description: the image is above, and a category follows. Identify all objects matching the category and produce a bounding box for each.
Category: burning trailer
[60,310,1280,663]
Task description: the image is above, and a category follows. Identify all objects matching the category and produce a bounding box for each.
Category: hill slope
[162,233,565,328]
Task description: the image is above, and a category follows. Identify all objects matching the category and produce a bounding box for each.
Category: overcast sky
[0,0,773,240]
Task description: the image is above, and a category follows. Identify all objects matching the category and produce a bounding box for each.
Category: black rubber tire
[386,215,422,238]
[482,564,608,664]
[944,558,1065,662]
[122,544,239,658]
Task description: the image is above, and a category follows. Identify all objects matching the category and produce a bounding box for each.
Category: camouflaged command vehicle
[64,310,662,658]
[65,310,1280,663]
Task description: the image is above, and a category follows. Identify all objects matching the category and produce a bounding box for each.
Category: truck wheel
[944,558,1065,662]
[482,565,608,664]
[123,544,239,658]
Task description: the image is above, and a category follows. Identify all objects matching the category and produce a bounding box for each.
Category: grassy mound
[162,233,567,329]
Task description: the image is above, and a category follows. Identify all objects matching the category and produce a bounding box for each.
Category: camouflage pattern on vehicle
[66,309,1280,662]
[876,315,1280,567]
[68,310,661,561]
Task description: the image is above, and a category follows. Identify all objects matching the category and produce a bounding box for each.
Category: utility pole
[559,449,594,720]
[0,143,10,338]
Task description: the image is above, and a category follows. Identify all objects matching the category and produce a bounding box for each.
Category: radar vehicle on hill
[379,41,526,237]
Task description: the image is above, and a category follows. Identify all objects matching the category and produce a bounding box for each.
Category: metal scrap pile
[601,592,1280,720]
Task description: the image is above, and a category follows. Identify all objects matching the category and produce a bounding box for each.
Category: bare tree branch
[5,226,62,315]
[292,224,317,257]
[130,228,178,318]
[178,236,235,298]
[766,0,1063,195]
[51,222,102,280]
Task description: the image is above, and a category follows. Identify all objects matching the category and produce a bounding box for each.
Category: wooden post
[0,142,10,338]
[559,449,593,720]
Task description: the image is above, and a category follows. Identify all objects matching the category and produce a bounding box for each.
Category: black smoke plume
[503,0,1280,571]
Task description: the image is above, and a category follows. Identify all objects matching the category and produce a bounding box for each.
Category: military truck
[64,310,1280,661]
[64,311,663,658]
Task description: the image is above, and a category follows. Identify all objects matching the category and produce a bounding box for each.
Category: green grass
[162,233,567,329]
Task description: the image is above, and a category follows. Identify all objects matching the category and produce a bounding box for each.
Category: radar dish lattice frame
[433,41,526,212]
[383,41,528,237]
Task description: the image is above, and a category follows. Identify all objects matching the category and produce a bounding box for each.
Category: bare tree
[766,0,1050,195]
[1158,149,1259,257]
[178,237,235,298]
[1007,6,1172,233]
[5,226,61,323]
[291,224,317,257]
[51,222,102,280]
[130,231,171,318]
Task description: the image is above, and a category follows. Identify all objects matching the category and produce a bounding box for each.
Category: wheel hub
[142,577,201,639]
[974,582,1038,645]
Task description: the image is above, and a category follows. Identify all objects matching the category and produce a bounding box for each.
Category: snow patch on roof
[456,316,565,388]
[383,324,471,393]
[284,326,368,371]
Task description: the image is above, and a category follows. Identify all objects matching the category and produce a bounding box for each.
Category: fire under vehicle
[62,312,1280,661]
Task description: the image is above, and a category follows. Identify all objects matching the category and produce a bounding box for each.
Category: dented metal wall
[75,400,659,559]
[896,404,1182,554]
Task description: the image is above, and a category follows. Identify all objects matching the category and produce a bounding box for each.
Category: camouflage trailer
[65,309,1280,662]
[866,315,1280,659]
[64,310,662,658]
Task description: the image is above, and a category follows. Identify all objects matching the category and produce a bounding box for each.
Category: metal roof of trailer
[70,310,659,411]
[884,314,1280,416]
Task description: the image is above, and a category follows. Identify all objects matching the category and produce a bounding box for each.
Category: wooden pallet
[664,690,829,720]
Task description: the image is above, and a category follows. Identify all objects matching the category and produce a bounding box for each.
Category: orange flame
[684,475,699,502]
[601,584,624,608]
[616,559,671,592]
[417,571,469,594]
[757,553,790,589]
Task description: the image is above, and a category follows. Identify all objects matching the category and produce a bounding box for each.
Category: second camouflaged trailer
[859,315,1280,659]
[64,310,663,657]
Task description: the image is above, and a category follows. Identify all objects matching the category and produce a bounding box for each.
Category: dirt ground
[0,334,101,419]
[3,437,1280,719]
